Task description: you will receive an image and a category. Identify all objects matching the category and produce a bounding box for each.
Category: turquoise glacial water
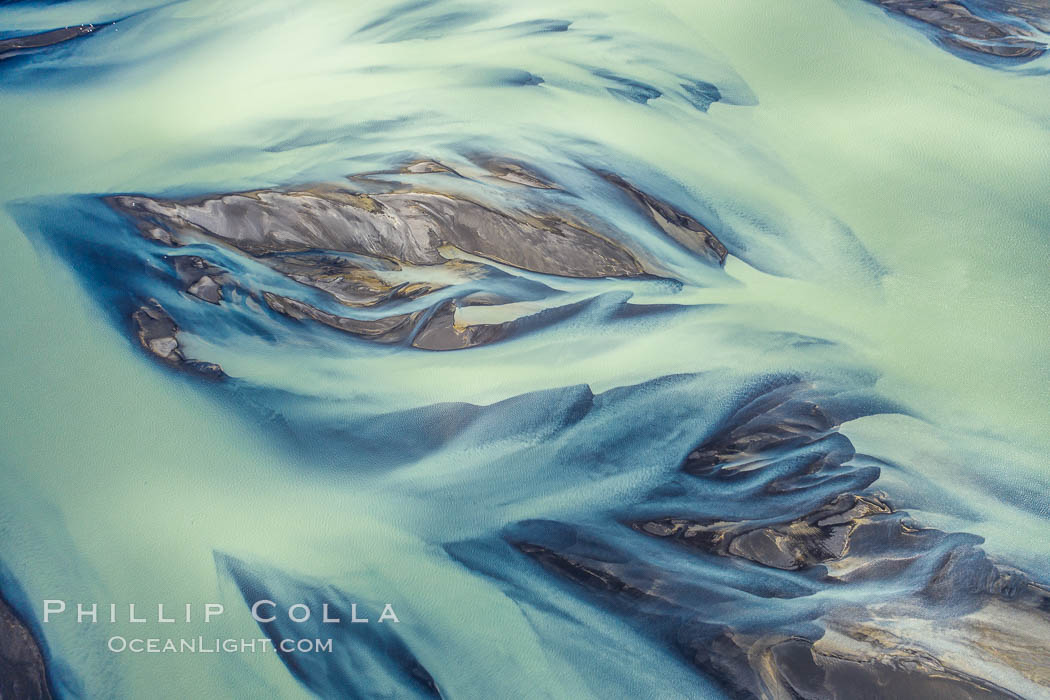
[1,1,1049,698]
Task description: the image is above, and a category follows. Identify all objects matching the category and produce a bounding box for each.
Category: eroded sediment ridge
[107,158,727,369]
[504,382,1050,698]
[866,0,1050,62]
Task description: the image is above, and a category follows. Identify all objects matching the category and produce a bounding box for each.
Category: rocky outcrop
[598,171,727,266]
[106,160,730,363]
[631,493,891,571]
[513,512,1050,699]
[513,526,1040,698]
[0,594,51,700]
[262,292,422,344]
[170,255,225,304]
[680,382,841,474]
[263,253,458,308]
[399,159,459,176]
[263,293,511,350]
[410,299,508,351]
[686,629,1023,700]
[108,187,644,278]
[502,380,1050,698]
[866,0,1048,62]
[998,0,1050,33]
[468,156,560,189]
[131,300,224,378]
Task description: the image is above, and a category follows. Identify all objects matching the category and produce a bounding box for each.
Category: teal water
[1,1,1049,698]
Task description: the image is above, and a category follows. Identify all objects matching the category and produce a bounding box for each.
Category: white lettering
[251,600,276,623]
[43,600,65,623]
[378,604,400,623]
[204,603,224,622]
[288,604,310,623]
[322,603,340,623]
[76,603,97,623]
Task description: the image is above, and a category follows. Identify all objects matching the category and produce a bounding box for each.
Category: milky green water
[1,1,1049,698]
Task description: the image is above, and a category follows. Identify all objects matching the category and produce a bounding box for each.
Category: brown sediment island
[509,382,1050,699]
[867,0,1049,61]
[0,24,102,61]
[109,188,647,278]
[132,300,224,378]
[0,593,52,700]
[107,159,727,365]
